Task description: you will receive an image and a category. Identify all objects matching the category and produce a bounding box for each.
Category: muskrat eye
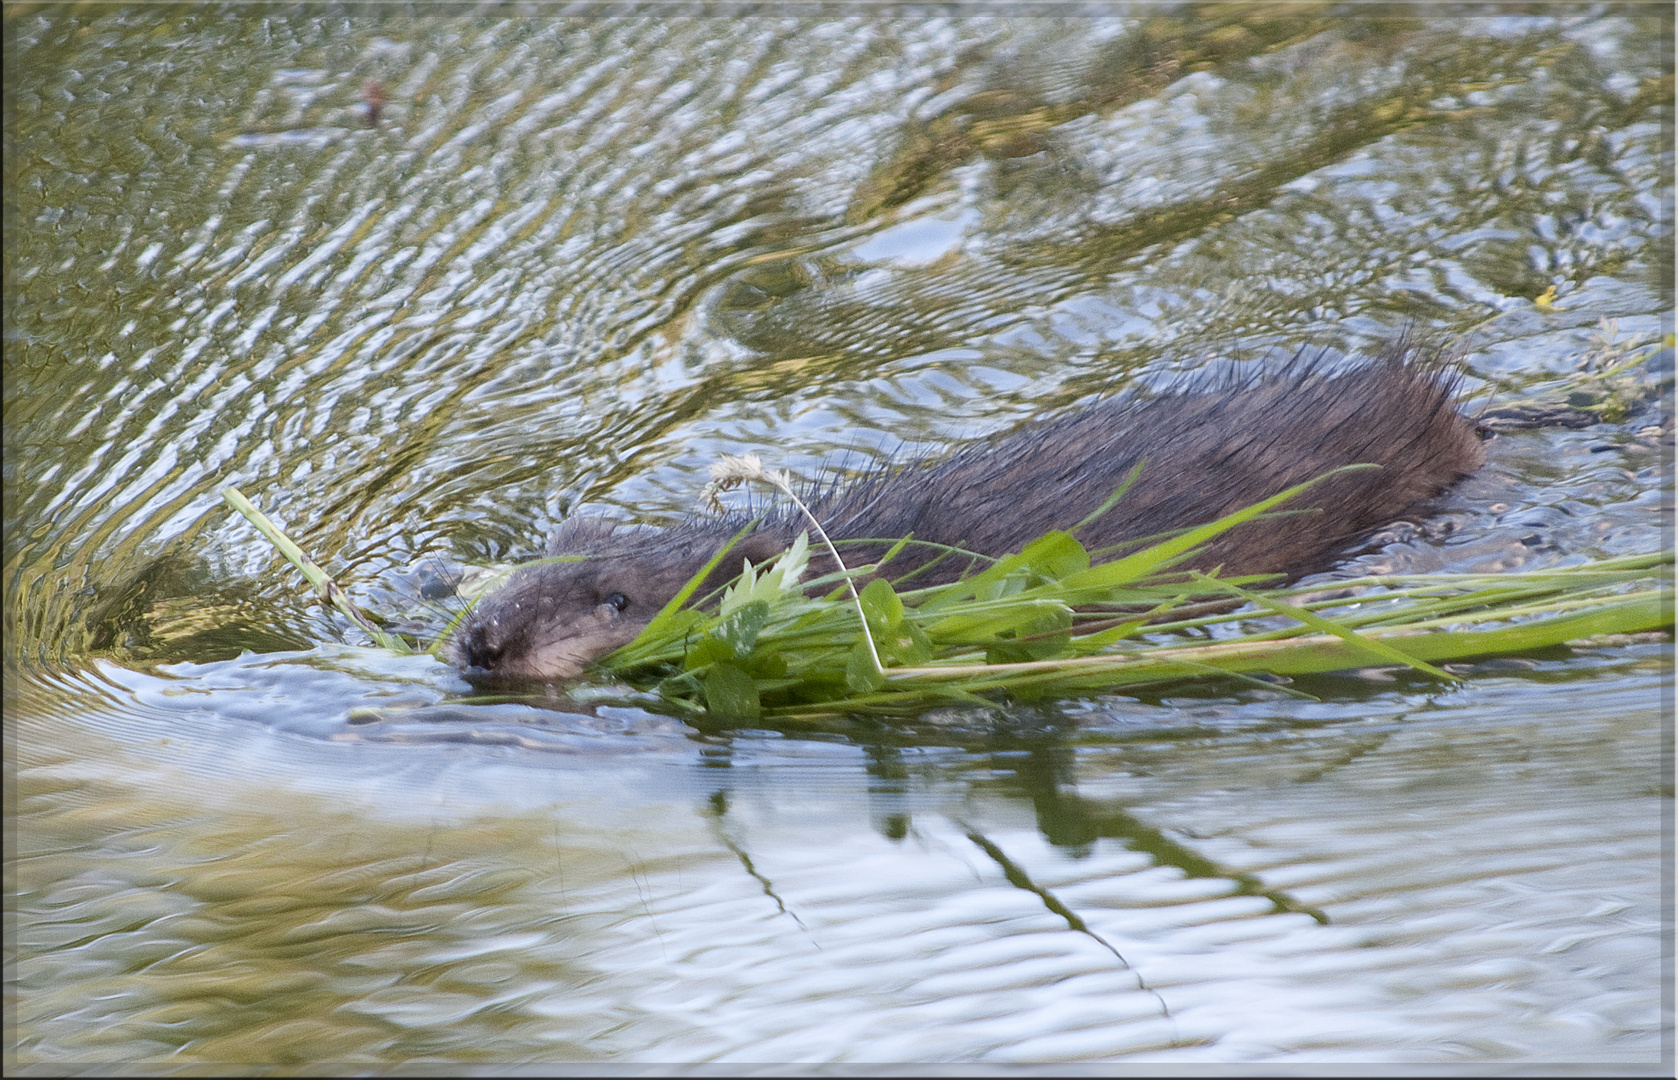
[602,592,629,613]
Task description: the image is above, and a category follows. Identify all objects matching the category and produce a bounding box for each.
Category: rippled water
[5,9,1672,1070]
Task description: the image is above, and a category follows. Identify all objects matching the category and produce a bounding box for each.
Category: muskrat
[450,343,1485,683]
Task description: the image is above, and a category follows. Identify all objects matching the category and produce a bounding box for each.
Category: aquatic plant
[223,476,1672,722]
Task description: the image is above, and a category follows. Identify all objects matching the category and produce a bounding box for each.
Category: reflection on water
[11,647,1668,1065]
[5,8,1671,1069]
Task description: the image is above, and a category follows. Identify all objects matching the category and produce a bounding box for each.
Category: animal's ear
[700,531,791,590]
[733,531,792,566]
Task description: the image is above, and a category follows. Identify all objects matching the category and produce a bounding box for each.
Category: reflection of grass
[605,466,1673,721]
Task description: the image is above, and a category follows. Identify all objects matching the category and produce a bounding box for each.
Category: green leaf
[716,599,773,654]
[984,608,1074,663]
[845,638,885,691]
[703,662,761,719]
[858,577,905,631]
[917,548,1031,608]
[683,635,738,671]
[1017,530,1090,579]
[1071,618,1150,648]
[723,531,810,614]
[222,486,416,654]
[1070,460,1147,535]
[582,464,1668,720]
[870,532,918,574]
[877,617,936,666]
[926,598,1073,641]
[742,651,788,680]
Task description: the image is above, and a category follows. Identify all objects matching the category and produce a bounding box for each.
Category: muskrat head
[447,516,786,685]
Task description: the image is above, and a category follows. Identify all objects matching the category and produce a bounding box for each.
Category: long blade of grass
[222,486,414,654]
[889,591,1666,683]
[1069,460,1147,535]
[1190,571,1459,681]
[1054,464,1379,596]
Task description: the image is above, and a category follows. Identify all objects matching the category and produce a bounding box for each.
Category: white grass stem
[705,455,885,676]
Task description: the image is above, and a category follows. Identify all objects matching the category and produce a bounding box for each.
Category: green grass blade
[1191,571,1459,681]
[1057,464,1378,594]
[222,486,414,654]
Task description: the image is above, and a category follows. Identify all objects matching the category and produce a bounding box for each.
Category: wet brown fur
[450,342,1485,682]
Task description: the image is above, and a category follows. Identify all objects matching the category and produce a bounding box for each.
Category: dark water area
[5,7,1672,1070]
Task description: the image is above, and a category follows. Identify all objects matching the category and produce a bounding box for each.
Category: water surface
[5,8,1672,1070]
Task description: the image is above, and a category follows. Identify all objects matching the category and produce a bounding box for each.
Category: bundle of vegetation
[593,467,1669,720]
[225,341,1672,722]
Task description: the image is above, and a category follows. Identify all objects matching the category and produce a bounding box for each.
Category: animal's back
[809,345,1485,581]
[450,343,1486,682]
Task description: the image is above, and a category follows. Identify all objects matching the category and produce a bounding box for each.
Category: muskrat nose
[457,622,504,671]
